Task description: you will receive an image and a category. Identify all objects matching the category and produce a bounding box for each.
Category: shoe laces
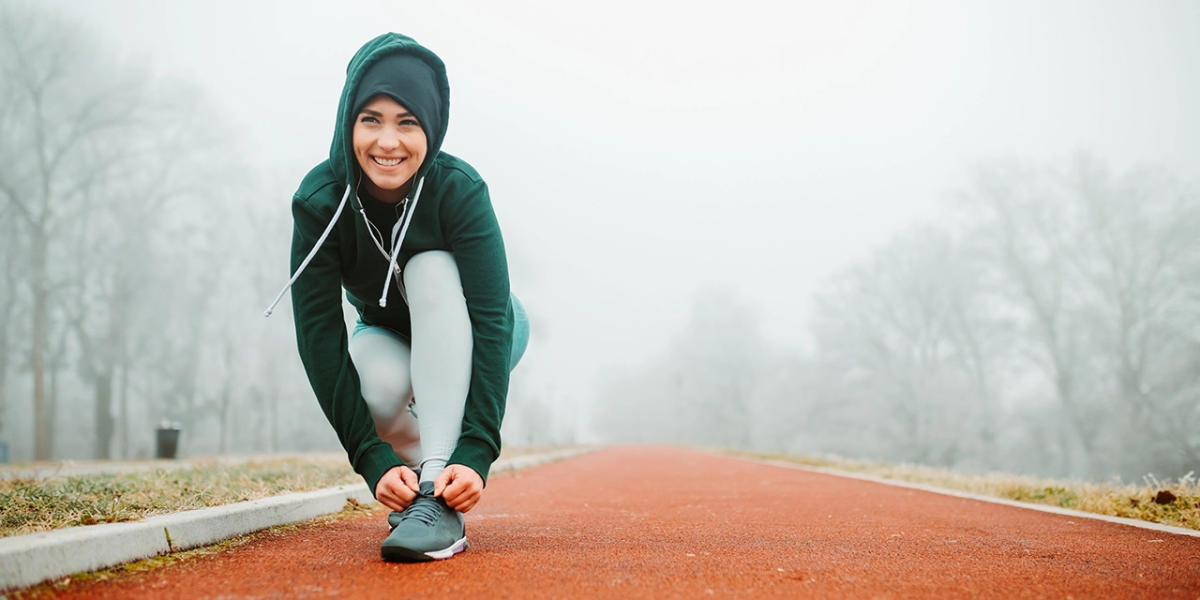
[399,494,441,526]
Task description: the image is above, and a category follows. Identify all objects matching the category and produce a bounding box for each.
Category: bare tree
[963,160,1107,475]
[0,48,25,439]
[0,203,24,441]
[810,227,1000,467]
[588,286,770,449]
[665,285,768,448]
[1063,157,1200,473]
[0,3,267,460]
[960,154,1200,478]
[0,4,147,458]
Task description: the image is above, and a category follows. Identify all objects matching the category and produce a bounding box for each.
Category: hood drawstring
[263,184,353,317]
[263,176,426,317]
[378,176,424,307]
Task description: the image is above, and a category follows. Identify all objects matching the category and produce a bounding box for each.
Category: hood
[329,33,451,187]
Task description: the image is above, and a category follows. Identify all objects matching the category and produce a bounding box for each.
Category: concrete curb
[745,455,1200,539]
[0,446,596,591]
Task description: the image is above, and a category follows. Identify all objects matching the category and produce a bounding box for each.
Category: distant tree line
[594,155,1200,482]
[0,3,333,460]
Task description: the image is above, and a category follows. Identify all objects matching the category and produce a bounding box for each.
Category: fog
[2,0,1197,481]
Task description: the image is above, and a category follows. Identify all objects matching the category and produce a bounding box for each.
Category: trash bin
[155,422,181,459]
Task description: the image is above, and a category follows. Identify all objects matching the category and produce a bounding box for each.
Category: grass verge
[0,456,360,538]
[742,450,1200,531]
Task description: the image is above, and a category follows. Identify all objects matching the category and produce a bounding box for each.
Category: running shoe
[381,481,467,562]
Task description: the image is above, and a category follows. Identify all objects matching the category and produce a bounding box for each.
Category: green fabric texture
[290,33,513,495]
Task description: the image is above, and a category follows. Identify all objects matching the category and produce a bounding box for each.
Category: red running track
[40,445,1200,599]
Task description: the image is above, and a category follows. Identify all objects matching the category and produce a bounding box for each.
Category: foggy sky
[38,0,1200,428]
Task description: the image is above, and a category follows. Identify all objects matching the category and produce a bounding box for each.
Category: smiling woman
[353,97,426,203]
[263,33,530,564]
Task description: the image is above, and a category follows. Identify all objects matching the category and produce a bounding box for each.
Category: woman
[264,32,528,562]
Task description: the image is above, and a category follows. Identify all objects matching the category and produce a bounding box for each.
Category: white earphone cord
[378,176,424,307]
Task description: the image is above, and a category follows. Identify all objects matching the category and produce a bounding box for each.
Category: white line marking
[741,455,1200,539]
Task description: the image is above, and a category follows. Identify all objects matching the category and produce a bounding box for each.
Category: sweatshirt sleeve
[290,192,404,495]
[441,177,513,484]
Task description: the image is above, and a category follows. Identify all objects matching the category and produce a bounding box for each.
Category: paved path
[39,446,1200,599]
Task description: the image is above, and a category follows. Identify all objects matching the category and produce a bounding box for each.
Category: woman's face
[353,94,427,203]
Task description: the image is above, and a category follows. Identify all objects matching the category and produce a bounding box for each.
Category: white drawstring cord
[262,184,352,317]
[378,176,424,307]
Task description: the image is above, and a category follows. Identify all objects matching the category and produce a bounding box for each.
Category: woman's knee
[356,362,412,419]
[404,251,465,310]
[348,327,414,419]
[510,294,530,371]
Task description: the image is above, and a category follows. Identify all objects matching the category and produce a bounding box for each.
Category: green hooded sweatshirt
[286,33,513,494]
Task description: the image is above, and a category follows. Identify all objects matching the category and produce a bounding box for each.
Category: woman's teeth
[373,156,403,166]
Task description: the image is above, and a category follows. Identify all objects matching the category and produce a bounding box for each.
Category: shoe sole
[381,536,468,562]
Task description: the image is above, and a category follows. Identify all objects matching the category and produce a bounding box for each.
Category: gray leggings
[348,250,528,484]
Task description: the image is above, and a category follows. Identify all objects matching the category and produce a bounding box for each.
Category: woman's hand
[375,465,420,512]
[433,464,483,513]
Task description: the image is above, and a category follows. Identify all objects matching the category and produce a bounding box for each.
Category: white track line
[748,456,1200,539]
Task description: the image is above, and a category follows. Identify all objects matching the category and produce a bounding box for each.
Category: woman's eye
[401,119,420,127]
[359,115,379,124]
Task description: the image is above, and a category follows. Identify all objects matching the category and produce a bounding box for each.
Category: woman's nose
[379,127,401,150]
